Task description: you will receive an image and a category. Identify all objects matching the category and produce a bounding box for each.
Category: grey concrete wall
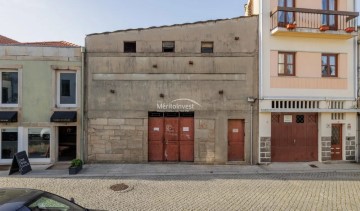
[85,16,259,164]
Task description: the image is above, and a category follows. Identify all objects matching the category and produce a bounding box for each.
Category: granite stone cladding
[321,137,331,161]
[260,137,271,163]
[345,136,356,161]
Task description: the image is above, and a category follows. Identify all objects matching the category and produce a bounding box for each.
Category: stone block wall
[87,118,147,163]
[194,119,216,163]
[321,137,331,161]
[345,136,356,161]
[260,137,271,163]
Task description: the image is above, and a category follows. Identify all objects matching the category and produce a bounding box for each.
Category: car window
[27,193,84,211]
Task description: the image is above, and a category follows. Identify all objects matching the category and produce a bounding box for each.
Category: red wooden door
[179,112,194,162]
[331,124,342,160]
[228,119,245,161]
[148,112,164,161]
[271,113,318,162]
[164,112,179,162]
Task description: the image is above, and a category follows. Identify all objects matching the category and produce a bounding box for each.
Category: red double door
[148,112,194,162]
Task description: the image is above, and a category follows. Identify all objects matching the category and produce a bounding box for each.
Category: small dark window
[296,115,305,123]
[124,42,136,53]
[162,41,175,52]
[201,42,213,53]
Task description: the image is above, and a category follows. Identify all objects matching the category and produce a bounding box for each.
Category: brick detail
[345,137,356,161]
[88,118,146,163]
[260,137,271,163]
[321,137,331,161]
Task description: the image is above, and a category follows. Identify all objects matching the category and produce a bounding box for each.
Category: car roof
[0,188,44,210]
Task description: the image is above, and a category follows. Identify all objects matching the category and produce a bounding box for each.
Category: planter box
[345,27,355,33]
[69,165,82,175]
[319,25,330,31]
[286,24,296,30]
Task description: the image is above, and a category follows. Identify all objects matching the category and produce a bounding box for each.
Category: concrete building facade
[85,16,259,164]
[0,36,83,164]
[247,0,359,163]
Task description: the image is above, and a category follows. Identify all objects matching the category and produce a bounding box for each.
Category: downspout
[354,0,358,162]
[258,0,263,164]
[80,46,85,162]
[250,103,253,165]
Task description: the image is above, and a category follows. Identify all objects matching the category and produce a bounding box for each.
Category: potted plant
[345,27,355,33]
[286,22,296,30]
[319,25,330,32]
[69,159,83,175]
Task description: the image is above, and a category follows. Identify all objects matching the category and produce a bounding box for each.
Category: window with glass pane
[1,128,18,159]
[322,0,337,29]
[59,73,76,104]
[322,54,337,77]
[278,52,295,76]
[278,0,295,26]
[1,72,18,104]
[28,128,50,159]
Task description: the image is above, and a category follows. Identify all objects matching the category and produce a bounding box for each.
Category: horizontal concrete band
[93,73,246,81]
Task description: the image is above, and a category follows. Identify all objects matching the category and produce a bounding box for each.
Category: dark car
[0,188,89,211]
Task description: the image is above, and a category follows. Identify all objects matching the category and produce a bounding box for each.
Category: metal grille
[271,114,280,123]
[331,113,345,120]
[272,101,320,109]
[331,126,340,145]
[296,115,305,123]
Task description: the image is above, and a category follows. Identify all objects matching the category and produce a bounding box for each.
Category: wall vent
[331,113,345,120]
[271,101,320,109]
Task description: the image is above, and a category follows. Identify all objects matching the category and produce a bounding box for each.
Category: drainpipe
[80,46,85,162]
[250,103,253,165]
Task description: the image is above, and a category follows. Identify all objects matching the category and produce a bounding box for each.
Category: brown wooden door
[331,124,342,160]
[271,113,318,162]
[228,119,245,161]
[179,113,194,162]
[164,112,179,162]
[148,112,164,161]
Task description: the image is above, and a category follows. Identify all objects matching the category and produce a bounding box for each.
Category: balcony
[270,7,359,39]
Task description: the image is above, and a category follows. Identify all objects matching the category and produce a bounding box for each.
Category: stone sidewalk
[1,161,360,178]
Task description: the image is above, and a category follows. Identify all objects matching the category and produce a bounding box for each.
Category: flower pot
[345,27,355,33]
[69,165,82,175]
[319,25,330,32]
[286,24,296,30]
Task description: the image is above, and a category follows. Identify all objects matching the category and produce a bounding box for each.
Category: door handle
[294,139,296,144]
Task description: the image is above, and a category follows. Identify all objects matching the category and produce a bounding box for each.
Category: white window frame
[0,70,20,108]
[25,127,51,163]
[56,71,77,108]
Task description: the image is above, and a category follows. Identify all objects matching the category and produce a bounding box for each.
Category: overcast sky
[0,0,249,45]
[1,1,359,46]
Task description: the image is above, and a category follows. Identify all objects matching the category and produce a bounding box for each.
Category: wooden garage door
[271,113,318,162]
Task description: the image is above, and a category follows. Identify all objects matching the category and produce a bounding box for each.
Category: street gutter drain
[309,164,318,168]
[110,183,129,192]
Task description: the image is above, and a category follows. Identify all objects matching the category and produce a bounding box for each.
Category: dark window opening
[201,42,213,53]
[296,115,305,123]
[162,41,175,52]
[61,80,70,96]
[124,42,136,53]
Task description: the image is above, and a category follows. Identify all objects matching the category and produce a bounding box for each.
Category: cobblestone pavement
[1,172,360,210]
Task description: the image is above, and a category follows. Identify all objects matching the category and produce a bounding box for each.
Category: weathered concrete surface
[85,16,259,164]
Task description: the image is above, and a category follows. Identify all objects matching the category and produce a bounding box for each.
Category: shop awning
[50,111,77,122]
[0,111,17,122]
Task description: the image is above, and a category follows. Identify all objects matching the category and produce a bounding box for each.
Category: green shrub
[70,159,83,167]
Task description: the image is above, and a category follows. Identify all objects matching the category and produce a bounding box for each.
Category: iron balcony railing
[270,7,359,32]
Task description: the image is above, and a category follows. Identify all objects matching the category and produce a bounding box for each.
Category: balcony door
[322,0,337,30]
[278,0,295,27]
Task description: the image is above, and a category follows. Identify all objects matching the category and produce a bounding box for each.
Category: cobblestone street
[2,172,360,210]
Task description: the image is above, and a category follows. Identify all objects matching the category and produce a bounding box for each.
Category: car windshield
[27,193,85,211]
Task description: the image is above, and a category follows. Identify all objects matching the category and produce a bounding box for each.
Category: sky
[0,0,249,46]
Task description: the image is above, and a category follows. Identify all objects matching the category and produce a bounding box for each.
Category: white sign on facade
[183,127,189,132]
[153,127,160,131]
[284,115,292,123]
[232,129,239,133]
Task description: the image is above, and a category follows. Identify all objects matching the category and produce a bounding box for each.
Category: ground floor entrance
[148,112,194,162]
[58,126,77,161]
[271,113,318,162]
[331,124,342,160]
[228,119,245,161]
